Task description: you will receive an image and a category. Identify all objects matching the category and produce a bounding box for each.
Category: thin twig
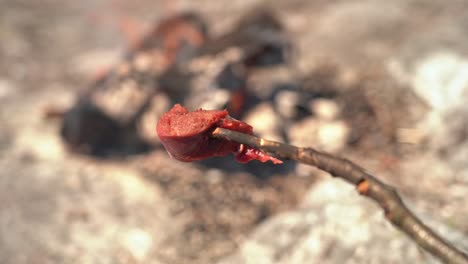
[211,127,468,264]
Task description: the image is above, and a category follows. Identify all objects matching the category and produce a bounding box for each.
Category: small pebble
[275,90,301,119]
[310,98,340,121]
[244,102,283,141]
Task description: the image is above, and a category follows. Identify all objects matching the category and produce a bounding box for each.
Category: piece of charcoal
[60,101,122,156]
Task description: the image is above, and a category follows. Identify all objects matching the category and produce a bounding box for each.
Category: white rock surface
[410,52,468,111]
[394,51,468,178]
[0,89,177,264]
[219,179,468,264]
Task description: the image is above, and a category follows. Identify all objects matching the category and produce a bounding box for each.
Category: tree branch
[211,127,468,264]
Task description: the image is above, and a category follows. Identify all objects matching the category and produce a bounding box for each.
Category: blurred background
[1,0,467,263]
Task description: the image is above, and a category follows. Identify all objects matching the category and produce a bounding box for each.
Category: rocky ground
[1,0,467,263]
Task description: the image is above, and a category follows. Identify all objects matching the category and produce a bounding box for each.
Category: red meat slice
[157,104,282,164]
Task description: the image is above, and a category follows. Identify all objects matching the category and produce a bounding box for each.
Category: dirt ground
[1,1,467,263]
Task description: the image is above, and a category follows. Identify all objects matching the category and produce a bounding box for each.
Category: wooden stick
[211,127,468,264]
